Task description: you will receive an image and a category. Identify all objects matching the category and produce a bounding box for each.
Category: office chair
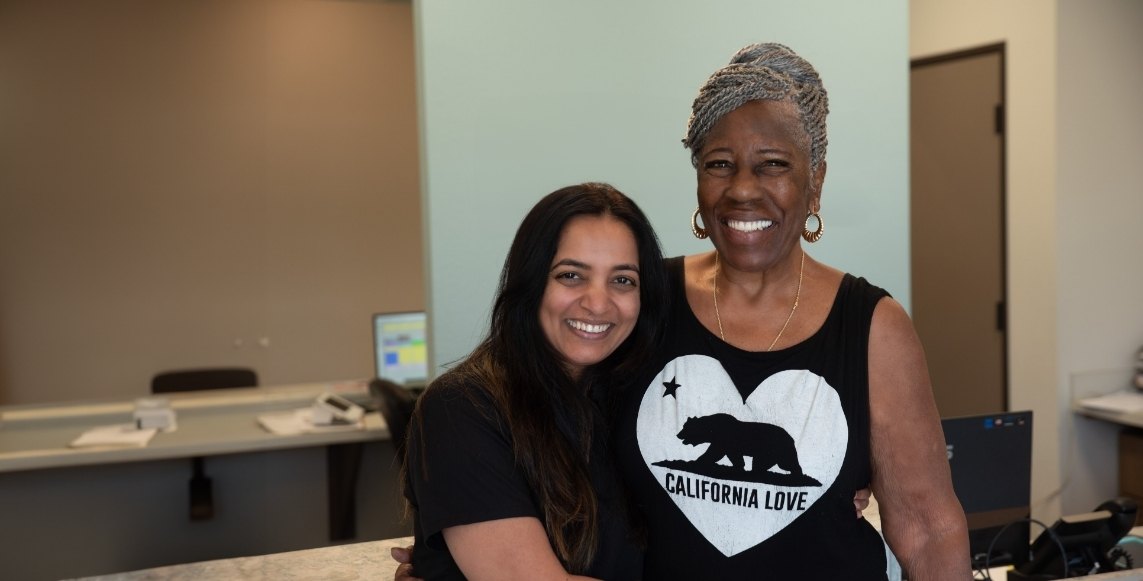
[151,367,258,394]
[368,378,417,464]
[150,367,259,520]
[316,378,417,541]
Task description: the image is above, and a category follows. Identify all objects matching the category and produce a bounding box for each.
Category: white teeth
[568,320,611,334]
[727,219,773,232]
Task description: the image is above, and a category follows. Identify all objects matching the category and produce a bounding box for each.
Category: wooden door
[910,45,1007,417]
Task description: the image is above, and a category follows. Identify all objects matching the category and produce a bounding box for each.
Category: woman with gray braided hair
[612,42,970,579]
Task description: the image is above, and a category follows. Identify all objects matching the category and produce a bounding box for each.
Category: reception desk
[0,381,386,473]
[66,497,1143,581]
[0,382,411,581]
[66,533,1143,581]
[67,536,415,581]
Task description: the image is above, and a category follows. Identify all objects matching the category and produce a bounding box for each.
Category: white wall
[913,0,1143,521]
[416,0,910,375]
[911,0,1061,521]
[1057,0,1143,514]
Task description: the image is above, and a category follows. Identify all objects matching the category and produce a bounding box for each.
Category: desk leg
[327,442,364,541]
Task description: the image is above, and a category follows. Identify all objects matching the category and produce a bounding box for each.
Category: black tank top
[615,256,891,580]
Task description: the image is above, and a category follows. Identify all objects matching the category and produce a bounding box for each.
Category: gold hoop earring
[691,207,708,239]
[802,211,823,243]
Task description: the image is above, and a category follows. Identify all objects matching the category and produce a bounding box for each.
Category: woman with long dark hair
[404,182,668,580]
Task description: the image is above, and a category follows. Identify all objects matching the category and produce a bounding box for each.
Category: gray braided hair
[683,43,829,173]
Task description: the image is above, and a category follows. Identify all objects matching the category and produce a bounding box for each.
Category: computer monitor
[372,311,428,387]
[941,410,1033,569]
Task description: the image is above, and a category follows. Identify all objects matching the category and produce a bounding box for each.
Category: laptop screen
[941,410,1033,569]
[372,311,428,386]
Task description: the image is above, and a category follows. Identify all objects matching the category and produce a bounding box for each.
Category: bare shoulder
[801,258,845,307]
[868,296,925,370]
[681,252,716,314]
[867,295,937,426]
[682,252,716,287]
[870,294,912,331]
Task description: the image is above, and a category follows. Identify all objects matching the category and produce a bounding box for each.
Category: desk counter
[0,381,388,473]
[67,536,415,581]
[1075,405,1143,431]
[67,535,1143,581]
[0,382,407,581]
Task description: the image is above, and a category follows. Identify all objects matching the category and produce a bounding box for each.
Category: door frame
[910,42,1010,411]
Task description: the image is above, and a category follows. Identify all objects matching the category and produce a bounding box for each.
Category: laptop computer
[371,311,428,390]
[941,410,1034,569]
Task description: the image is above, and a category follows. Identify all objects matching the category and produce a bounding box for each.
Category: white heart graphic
[636,355,847,557]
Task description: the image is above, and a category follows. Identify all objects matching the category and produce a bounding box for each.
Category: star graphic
[662,376,681,398]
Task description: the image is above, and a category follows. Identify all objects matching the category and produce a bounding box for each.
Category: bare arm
[443,517,599,581]
[867,298,970,580]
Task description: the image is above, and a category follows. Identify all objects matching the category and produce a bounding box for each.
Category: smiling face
[539,214,641,379]
[696,99,825,273]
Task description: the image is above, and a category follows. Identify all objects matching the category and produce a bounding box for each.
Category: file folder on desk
[70,424,158,448]
[257,408,367,436]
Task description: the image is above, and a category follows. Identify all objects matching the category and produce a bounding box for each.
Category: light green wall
[416,0,909,374]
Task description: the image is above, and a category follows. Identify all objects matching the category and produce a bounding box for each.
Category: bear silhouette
[677,413,805,477]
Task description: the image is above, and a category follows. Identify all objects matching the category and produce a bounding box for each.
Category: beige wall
[913,0,1143,521]
[1057,0,1143,515]
[911,0,1061,520]
[0,0,422,405]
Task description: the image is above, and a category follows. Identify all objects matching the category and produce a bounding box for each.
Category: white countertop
[66,537,415,581]
[67,532,1143,581]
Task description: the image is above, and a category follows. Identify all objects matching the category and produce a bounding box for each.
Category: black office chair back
[149,367,257,521]
[369,378,417,464]
[151,368,258,394]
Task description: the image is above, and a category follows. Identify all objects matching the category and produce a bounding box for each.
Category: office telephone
[311,392,364,425]
[1009,497,1137,579]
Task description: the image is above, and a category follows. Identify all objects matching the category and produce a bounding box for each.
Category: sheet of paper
[70,424,158,448]
[1077,390,1143,414]
[257,408,365,436]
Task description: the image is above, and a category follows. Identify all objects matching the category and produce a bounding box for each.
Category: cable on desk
[975,518,1066,581]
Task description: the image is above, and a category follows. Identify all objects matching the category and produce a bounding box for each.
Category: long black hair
[420,182,666,572]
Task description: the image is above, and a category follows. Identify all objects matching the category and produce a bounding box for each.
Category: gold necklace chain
[713,248,805,351]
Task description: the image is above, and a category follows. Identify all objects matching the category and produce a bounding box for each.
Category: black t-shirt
[615,257,890,580]
[405,377,643,580]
